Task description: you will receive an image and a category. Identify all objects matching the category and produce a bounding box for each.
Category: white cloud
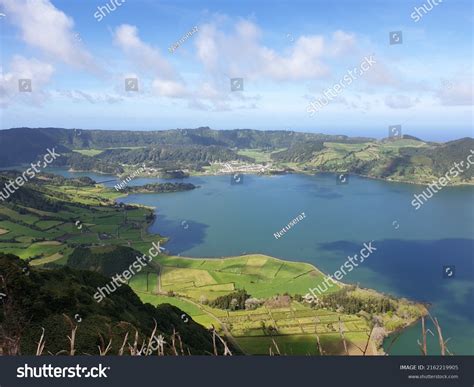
[262,35,328,80]
[195,23,219,71]
[151,79,188,98]
[329,30,356,56]
[114,24,175,79]
[1,0,97,71]
[437,79,473,106]
[385,94,418,109]
[113,23,248,110]
[0,56,54,107]
[114,24,187,98]
[198,82,221,99]
[57,89,124,104]
[191,18,366,111]
[194,19,357,82]
[363,60,398,87]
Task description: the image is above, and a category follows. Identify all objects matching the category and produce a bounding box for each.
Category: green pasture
[156,254,339,300]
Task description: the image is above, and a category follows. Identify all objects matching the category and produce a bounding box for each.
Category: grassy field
[73,149,105,157]
[73,146,146,157]
[124,253,380,355]
[128,259,373,355]
[237,148,286,163]
[156,254,339,300]
[235,331,372,355]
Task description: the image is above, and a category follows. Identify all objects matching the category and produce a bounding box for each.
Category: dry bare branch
[427,313,451,355]
[210,327,232,356]
[360,325,376,356]
[138,338,147,356]
[170,329,178,356]
[118,332,129,356]
[62,314,78,356]
[432,317,446,355]
[338,318,349,356]
[35,327,46,356]
[211,327,218,356]
[128,329,140,356]
[145,320,158,356]
[315,333,324,355]
[176,332,185,356]
[97,333,113,356]
[271,338,281,356]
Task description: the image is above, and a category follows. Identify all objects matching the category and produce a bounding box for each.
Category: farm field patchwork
[130,264,372,355]
[156,254,338,299]
[0,183,156,263]
[124,254,380,355]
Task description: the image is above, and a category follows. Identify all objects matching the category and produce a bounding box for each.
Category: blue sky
[0,0,472,140]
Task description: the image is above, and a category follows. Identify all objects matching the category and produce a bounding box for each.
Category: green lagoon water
[52,169,474,355]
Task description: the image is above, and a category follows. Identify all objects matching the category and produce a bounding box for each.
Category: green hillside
[1,128,472,185]
[0,253,232,355]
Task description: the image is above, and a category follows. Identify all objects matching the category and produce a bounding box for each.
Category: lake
[50,168,474,355]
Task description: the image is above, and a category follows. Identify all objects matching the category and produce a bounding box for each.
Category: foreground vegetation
[0,253,233,355]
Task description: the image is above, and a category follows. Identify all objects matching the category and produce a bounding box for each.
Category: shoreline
[117,168,474,188]
[380,310,429,355]
[1,165,473,187]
